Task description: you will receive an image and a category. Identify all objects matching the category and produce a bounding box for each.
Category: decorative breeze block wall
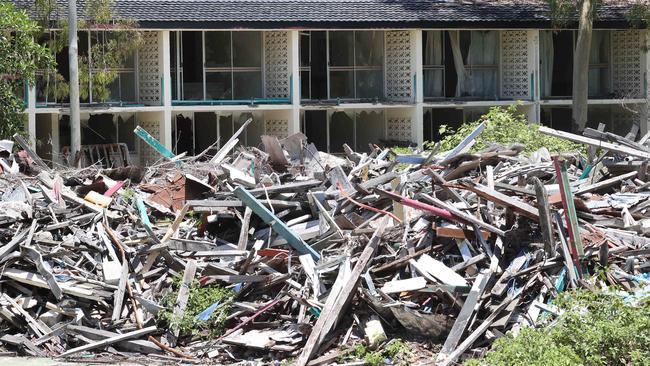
[264,31,290,99]
[386,109,412,142]
[138,31,162,106]
[500,30,530,99]
[138,118,161,166]
[385,31,413,101]
[264,111,289,138]
[612,30,643,99]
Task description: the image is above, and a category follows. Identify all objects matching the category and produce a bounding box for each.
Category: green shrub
[157,277,234,340]
[465,290,650,366]
[433,105,585,155]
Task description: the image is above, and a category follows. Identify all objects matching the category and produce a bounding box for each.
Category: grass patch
[465,289,650,366]
[157,276,235,340]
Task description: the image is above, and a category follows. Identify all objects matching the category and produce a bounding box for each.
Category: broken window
[204,31,263,100]
[423,31,444,98]
[329,31,384,100]
[423,108,464,142]
[324,110,385,153]
[589,30,611,98]
[181,31,204,100]
[541,30,611,98]
[300,31,328,100]
[446,30,499,99]
[302,110,328,151]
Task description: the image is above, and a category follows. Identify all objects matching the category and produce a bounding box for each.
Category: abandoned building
[13,0,650,166]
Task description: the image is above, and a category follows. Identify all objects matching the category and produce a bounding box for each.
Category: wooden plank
[532,177,556,257]
[538,125,650,159]
[209,117,252,164]
[457,182,539,220]
[419,193,506,236]
[554,158,585,262]
[296,218,388,366]
[574,171,637,195]
[442,121,486,160]
[168,260,197,347]
[237,207,253,251]
[111,262,129,322]
[58,326,157,358]
[381,277,427,294]
[416,254,468,286]
[67,325,161,354]
[234,187,320,261]
[437,297,516,366]
[2,268,111,301]
[134,126,179,164]
[437,272,489,362]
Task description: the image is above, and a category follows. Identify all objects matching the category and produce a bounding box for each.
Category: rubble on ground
[1,120,650,365]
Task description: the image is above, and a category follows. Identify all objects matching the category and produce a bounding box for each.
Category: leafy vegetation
[35,0,143,103]
[432,105,585,155]
[465,290,650,366]
[0,1,53,139]
[157,276,235,340]
[345,339,411,366]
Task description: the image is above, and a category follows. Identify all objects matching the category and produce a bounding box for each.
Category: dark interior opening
[424,108,465,142]
[551,31,574,97]
[541,107,572,131]
[181,31,204,100]
[330,111,354,153]
[83,114,115,145]
[310,31,328,100]
[175,114,194,155]
[303,110,328,151]
[194,112,217,153]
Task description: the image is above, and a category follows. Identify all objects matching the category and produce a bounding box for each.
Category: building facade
[15,0,650,166]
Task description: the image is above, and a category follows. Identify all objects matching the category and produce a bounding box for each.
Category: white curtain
[540,30,554,98]
[448,30,469,97]
[467,30,498,98]
[423,31,444,97]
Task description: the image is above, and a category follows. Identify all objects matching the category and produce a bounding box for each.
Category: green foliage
[36,0,143,103]
[157,277,234,340]
[465,290,650,366]
[547,0,577,28]
[0,1,53,139]
[627,2,650,29]
[347,339,411,366]
[433,105,585,155]
[547,0,601,29]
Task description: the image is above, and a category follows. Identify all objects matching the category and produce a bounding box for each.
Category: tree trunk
[572,0,594,132]
[68,0,81,162]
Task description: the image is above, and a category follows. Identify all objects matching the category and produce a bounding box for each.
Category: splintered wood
[1,121,650,364]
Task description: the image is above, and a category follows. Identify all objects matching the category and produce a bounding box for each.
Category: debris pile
[1,120,650,365]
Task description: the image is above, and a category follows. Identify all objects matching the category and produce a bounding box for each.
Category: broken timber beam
[234,187,320,261]
[538,125,650,160]
[296,218,388,366]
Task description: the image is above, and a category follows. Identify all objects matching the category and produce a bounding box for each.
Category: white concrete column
[639,30,650,136]
[411,29,424,147]
[529,29,541,124]
[288,30,301,135]
[50,113,60,165]
[27,84,36,148]
[160,30,173,148]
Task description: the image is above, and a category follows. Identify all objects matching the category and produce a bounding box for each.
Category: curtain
[467,30,498,98]
[448,30,469,97]
[540,31,554,98]
[589,30,608,97]
[423,31,444,97]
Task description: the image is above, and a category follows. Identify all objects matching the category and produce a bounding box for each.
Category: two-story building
[14,0,650,166]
